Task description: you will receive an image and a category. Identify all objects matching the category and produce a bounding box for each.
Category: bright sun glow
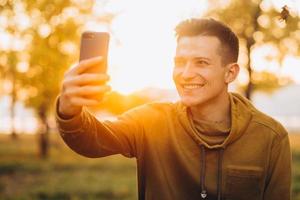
[86,0,208,94]
[85,0,300,94]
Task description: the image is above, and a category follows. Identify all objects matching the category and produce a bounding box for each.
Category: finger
[84,89,112,101]
[76,56,104,74]
[67,74,110,86]
[83,93,104,102]
[69,97,101,107]
[67,85,111,96]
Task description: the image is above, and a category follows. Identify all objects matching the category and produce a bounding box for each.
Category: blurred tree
[0,1,24,139]
[206,0,300,99]
[7,52,18,139]
[1,0,118,157]
[23,0,91,158]
[20,0,96,158]
[251,70,293,93]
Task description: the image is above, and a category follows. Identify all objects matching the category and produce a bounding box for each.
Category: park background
[1,0,300,199]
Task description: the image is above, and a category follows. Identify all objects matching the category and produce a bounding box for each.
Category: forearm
[56,98,128,158]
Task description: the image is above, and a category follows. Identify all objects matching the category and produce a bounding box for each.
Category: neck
[189,91,231,124]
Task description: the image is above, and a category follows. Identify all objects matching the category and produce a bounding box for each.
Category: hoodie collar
[177,92,253,149]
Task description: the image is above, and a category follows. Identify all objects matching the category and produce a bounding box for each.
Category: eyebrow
[192,57,211,61]
[174,56,211,61]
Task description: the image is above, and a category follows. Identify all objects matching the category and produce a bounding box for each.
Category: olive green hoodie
[56,92,291,200]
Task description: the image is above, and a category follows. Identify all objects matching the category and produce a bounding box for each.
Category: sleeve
[264,132,292,200]
[55,97,145,158]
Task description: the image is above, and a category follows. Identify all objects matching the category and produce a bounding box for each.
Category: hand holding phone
[58,32,111,118]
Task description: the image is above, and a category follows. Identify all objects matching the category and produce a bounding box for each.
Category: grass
[0,133,299,200]
[0,133,137,200]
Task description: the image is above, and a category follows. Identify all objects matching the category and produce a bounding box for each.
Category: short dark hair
[175,18,239,65]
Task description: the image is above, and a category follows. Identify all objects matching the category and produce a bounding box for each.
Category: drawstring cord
[217,148,224,200]
[200,146,224,200]
[200,145,207,199]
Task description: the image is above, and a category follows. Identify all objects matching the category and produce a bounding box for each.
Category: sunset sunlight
[82,0,300,94]
[1,0,300,199]
[85,0,208,94]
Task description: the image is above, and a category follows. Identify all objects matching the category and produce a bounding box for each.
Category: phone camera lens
[84,33,94,39]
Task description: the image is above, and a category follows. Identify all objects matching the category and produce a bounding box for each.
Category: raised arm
[56,56,143,158]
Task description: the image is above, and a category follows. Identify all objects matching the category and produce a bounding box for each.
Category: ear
[224,63,240,84]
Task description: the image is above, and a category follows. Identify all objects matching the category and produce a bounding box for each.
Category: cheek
[172,71,176,82]
[206,71,227,86]
[172,69,180,81]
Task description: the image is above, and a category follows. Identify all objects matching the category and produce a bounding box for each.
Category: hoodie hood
[177,92,253,149]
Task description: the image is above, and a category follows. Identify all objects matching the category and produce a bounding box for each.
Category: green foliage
[21,0,93,116]
[206,0,300,93]
[208,0,260,38]
[0,1,24,97]
[251,71,293,93]
[0,0,93,121]
[0,0,119,120]
[208,0,300,54]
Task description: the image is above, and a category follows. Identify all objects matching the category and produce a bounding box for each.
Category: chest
[141,125,270,200]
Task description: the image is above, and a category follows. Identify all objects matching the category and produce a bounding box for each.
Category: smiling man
[56,18,291,200]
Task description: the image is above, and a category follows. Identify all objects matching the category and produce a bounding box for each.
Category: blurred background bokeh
[0,0,300,199]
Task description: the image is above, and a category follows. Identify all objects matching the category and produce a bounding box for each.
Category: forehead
[176,35,221,58]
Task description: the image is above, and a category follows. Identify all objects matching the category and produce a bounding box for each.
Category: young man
[56,18,291,200]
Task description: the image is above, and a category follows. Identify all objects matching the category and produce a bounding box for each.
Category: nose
[181,61,195,80]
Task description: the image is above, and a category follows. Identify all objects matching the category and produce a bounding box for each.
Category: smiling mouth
[181,83,204,89]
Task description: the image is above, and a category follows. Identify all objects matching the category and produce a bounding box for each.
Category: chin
[180,96,204,107]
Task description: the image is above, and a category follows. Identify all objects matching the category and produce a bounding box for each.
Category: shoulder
[250,108,288,140]
[144,101,177,113]
[230,92,288,140]
[119,101,177,120]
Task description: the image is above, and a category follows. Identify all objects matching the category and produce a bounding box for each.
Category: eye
[195,60,209,66]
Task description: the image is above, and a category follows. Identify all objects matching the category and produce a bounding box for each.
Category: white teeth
[182,84,203,89]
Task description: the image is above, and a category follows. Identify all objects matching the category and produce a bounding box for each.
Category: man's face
[173,35,229,107]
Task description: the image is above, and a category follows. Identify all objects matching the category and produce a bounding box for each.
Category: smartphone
[79,31,110,73]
